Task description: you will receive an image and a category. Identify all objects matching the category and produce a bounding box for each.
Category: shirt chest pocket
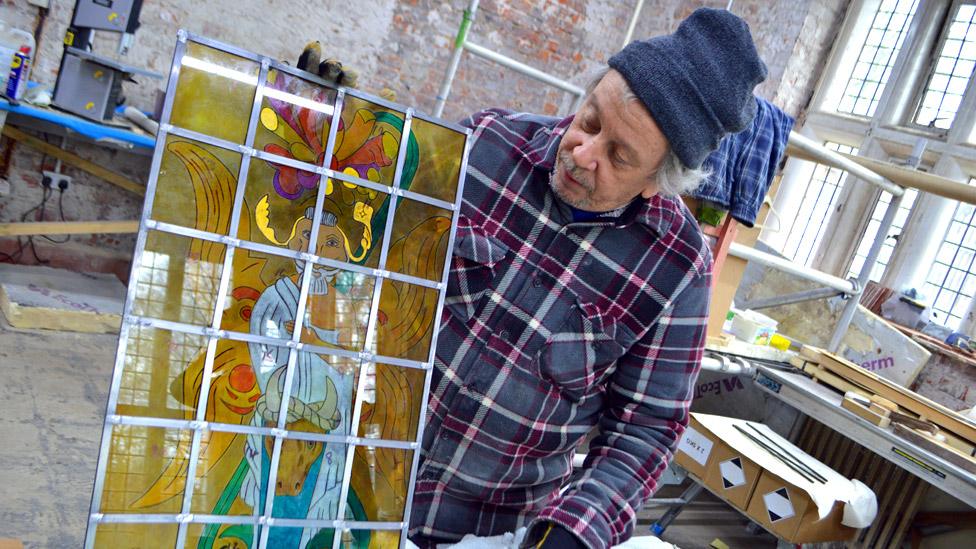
[537,299,632,400]
[444,225,510,322]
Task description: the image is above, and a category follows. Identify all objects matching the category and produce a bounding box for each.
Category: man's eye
[580,118,598,132]
[303,230,312,239]
[327,237,340,247]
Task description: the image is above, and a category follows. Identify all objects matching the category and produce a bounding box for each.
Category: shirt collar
[522,113,681,238]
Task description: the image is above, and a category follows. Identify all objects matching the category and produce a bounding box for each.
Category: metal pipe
[828,191,905,351]
[738,286,850,311]
[788,132,904,197]
[622,0,646,47]
[728,242,858,294]
[433,0,479,117]
[464,41,587,97]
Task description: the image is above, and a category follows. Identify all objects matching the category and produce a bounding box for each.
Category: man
[302,7,765,548]
[420,9,766,548]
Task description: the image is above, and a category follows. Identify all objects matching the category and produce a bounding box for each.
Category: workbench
[0,97,154,152]
[751,363,976,507]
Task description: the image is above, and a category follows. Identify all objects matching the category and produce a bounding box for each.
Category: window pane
[914,5,976,129]
[836,0,920,117]
[923,177,976,326]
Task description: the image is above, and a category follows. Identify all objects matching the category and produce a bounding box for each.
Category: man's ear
[640,181,658,200]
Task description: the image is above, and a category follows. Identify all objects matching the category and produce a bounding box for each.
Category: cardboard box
[746,469,856,543]
[674,413,866,544]
[674,415,762,510]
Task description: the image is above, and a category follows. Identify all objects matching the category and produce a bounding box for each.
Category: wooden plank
[0,220,139,236]
[1,125,146,196]
[807,346,976,444]
[893,424,976,475]
[842,396,892,428]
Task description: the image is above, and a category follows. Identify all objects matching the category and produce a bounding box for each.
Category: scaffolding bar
[463,41,586,97]
[728,242,858,294]
[738,286,850,311]
[788,132,904,197]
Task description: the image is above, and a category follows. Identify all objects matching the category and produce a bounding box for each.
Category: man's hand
[297,41,359,88]
[296,41,396,101]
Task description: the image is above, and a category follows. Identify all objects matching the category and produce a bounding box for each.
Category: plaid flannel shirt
[409,109,711,549]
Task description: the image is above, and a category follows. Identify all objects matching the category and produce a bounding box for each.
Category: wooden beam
[0,220,139,236]
[787,143,976,206]
[1,125,146,196]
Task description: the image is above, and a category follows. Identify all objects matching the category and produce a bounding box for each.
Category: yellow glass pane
[271,439,348,520]
[298,269,375,350]
[373,279,439,362]
[99,425,190,513]
[131,230,227,326]
[116,326,209,420]
[388,198,453,281]
[335,96,404,186]
[281,353,358,436]
[351,446,413,522]
[189,432,269,517]
[255,69,337,168]
[409,117,466,203]
[235,156,321,251]
[184,523,257,549]
[358,363,425,442]
[170,42,258,143]
[151,135,242,235]
[94,523,178,548]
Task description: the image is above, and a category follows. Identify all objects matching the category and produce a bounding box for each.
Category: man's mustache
[558,152,593,191]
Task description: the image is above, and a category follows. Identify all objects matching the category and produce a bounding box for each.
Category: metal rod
[734,425,820,484]
[700,355,753,376]
[463,41,586,97]
[746,424,828,483]
[828,191,905,351]
[728,242,858,294]
[737,286,850,311]
[434,0,479,117]
[622,0,645,47]
[788,132,904,197]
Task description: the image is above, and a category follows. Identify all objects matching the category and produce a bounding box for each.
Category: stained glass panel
[88,32,468,549]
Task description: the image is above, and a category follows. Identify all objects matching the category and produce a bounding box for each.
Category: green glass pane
[189,432,270,517]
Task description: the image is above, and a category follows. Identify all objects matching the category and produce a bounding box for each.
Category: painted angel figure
[242,206,357,548]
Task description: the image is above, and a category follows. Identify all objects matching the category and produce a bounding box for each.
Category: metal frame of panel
[85,30,471,549]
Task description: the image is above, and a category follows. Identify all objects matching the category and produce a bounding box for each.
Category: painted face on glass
[552,69,670,212]
[290,216,349,295]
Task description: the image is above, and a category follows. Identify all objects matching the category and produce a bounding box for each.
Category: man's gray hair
[304,206,338,227]
[583,68,708,198]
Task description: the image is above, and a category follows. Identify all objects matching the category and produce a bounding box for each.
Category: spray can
[0,21,34,101]
[5,45,31,100]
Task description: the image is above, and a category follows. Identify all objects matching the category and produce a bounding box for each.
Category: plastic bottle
[0,20,35,100]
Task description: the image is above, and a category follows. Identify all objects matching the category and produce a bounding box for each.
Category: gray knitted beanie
[608,8,767,169]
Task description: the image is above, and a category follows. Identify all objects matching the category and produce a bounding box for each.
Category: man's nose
[572,136,598,172]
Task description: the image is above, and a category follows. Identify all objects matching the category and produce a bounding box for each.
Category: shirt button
[532,275,543,288]
[499,329,510,340]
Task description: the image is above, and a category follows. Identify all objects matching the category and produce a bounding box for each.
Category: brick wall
[0,0,849,277]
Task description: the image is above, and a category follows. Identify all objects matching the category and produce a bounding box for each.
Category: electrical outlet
[42,170,72,191]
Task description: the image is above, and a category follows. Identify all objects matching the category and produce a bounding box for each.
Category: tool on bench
[734,424,827,484]
[52,0,162,122]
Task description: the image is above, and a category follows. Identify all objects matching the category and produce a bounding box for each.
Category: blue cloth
[693,97,794,227]
[568,205,603,223]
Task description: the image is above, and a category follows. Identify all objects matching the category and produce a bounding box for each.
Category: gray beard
[295,260,337,296]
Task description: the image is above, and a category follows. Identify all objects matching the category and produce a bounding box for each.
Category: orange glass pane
[151,135,242,235]
[373,279,440,362]
[116,326,209,420]
[351,446,414,521]
[388,198,452,281]
[358,363,426,442]
[131,230,226,326]
[94,523,178,548]
[170,42,258,144]
[408,117,466,203]
[99,425,190,514]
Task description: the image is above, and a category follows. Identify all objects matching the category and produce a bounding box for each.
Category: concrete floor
[0,311,776,548]
[0,313,116,547]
